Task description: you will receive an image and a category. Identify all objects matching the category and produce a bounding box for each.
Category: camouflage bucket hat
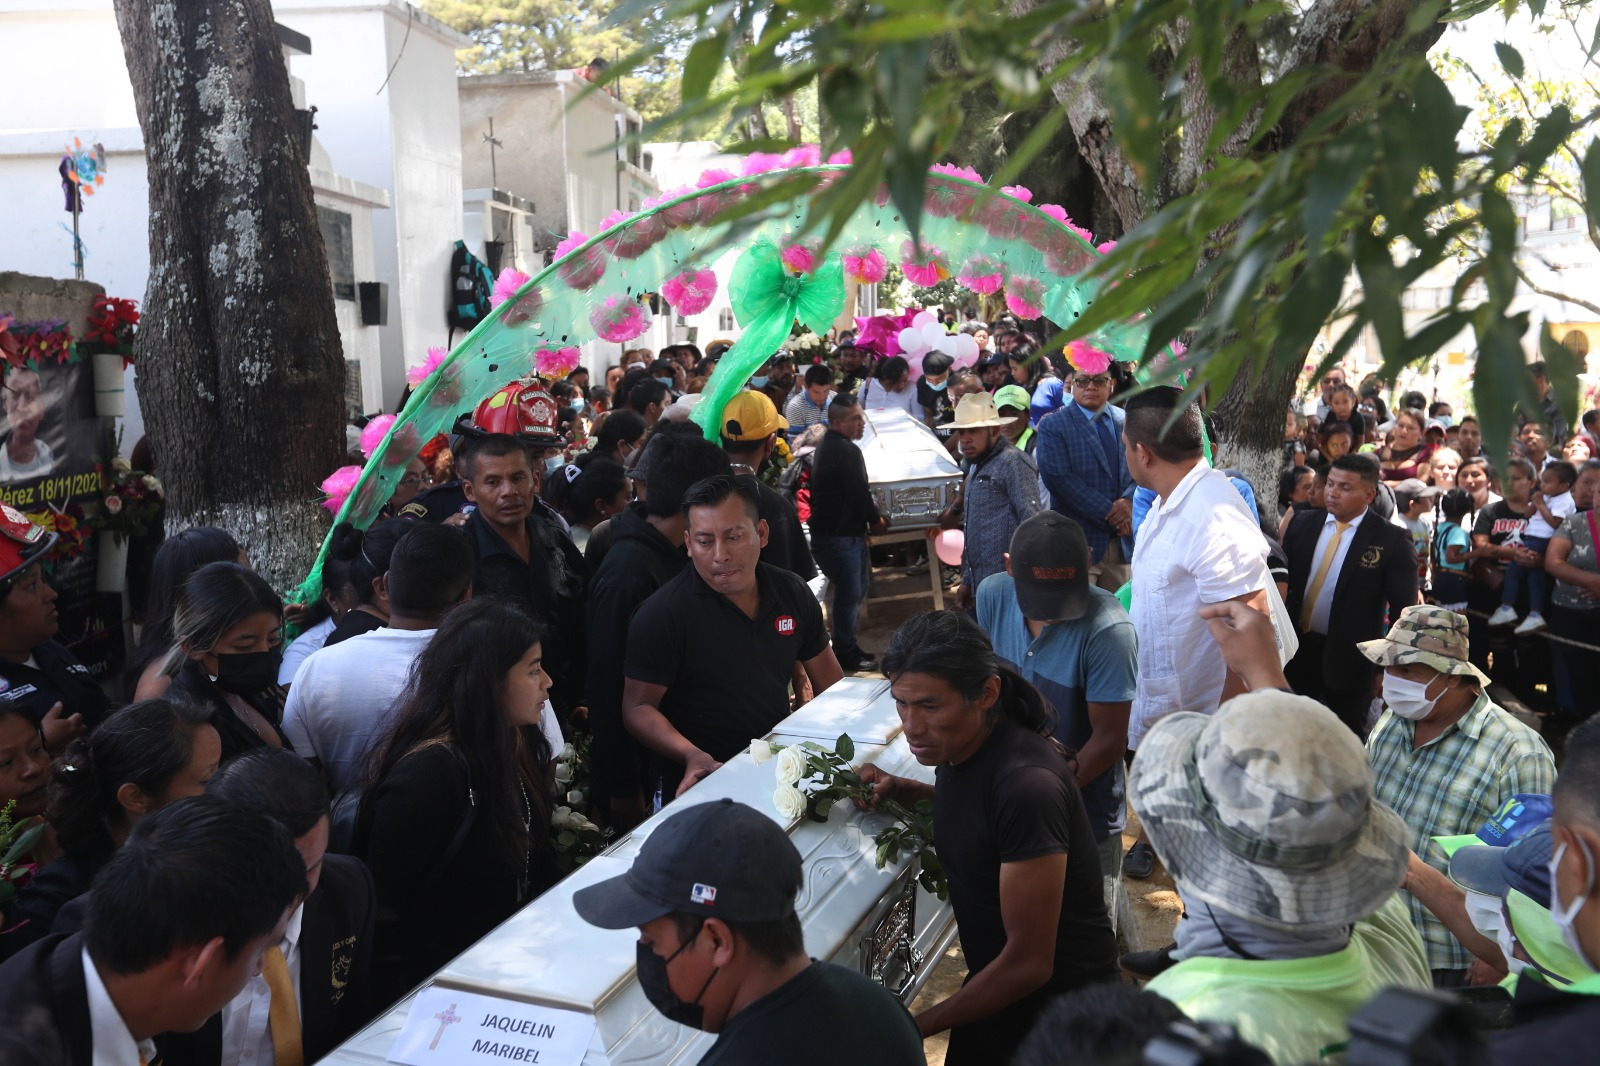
[1129,691,1410,930]
[1356,605,1491,686]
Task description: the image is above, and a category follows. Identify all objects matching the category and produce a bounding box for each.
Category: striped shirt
[1366,694,1555,972]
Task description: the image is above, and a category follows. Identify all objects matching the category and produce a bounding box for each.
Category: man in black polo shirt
[719,390,816,582]
[623,476,842,800]
[463,434,588,716]
[0,504,106,750]
[808,394,887,672]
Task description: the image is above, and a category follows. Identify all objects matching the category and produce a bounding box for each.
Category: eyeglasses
[1323,376,1343,385]
[1073,376,1112,387]
[398,475,432,488]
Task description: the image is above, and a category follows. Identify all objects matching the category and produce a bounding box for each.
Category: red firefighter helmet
[465,378,563,447]
[0,503,55,586]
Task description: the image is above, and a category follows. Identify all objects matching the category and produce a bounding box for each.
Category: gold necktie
[1300,520,1350,630]
[261,945,304,1066]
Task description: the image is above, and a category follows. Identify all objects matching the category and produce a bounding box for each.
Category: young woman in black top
[162,561,287,761]
[857,611,1117,1066]
[322,519,408,647]
[356,598,560,1005]
[127,526,245,700]
[0,698,218,960]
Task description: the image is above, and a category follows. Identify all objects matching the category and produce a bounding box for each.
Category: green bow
[692,238,846,440]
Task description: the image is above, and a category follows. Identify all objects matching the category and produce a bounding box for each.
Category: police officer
[0,504,108,750]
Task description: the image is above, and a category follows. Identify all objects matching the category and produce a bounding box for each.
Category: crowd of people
[0,315,1598,1066]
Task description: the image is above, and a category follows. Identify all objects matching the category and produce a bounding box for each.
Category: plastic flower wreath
[660,269,718,316]
[1064,339,1113,376]
[590,295,653,344]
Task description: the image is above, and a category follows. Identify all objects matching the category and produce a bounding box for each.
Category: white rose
[567,789,584,806]
[749,739,775,765]
[773,783,807,821]
[552,806,574,828]
[773,746,806,786]
[554,761,573,784]
[560,743,576,761]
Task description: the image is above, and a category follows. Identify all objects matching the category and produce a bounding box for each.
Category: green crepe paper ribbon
[692,239,846,441]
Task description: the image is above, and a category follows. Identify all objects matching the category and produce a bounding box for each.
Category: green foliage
[605,0,1600,453]
[0,800,44,911]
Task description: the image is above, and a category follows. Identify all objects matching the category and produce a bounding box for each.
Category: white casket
[321,676,956,1066]
[858,407,963,530]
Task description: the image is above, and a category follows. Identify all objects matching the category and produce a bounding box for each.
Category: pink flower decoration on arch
[359,414,397,459]
[319,465,362,514]
[956,253,1007,295]
[740,152,785,176]
[843,246,887,285]
[535,346,583,379]
[697,168,738,188]
[1097,241,1118,255]
[660,268,718,316]
[930,162,984,184]
[491,268,531,309]
[780,239,820,274]
[1064,340,1113,376]
[407,346,448,385]
[827,149,853,165]
[900,240,951,287]
[590,295,653,344]
[1037,203,1068,223]
[1001,185,1033,203]
[780,144,821,169]
[1006,275,1046,319]
[554,231,606,291]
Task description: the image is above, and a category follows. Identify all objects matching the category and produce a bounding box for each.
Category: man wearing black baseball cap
[573,798,924,1064]
[974,512,1137,919]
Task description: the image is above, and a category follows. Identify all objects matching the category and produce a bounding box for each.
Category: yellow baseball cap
[722,390,788,441]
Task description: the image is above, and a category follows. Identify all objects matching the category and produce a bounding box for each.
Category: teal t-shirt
[1436,521,1470,573]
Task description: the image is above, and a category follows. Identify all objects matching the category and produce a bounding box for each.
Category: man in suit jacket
[1035,368,1135,590]
[153,749,378,1066]
[1284,453,1418,734]
[0,797,307,1066]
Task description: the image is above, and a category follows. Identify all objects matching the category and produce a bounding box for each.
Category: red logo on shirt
[775,615,796,635]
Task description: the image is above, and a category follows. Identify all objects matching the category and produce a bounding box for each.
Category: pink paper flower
[780,144,821,169]
[660,269,718,316]
[901,240,951,288]
[780,239,820,274]
[740,152,785,176]
[650,186,700,229]
[500,284,542,326]
[491,268,531,309]
[697,168,738,188]
[320,465,362,514]
[590,295,653,343]
[977,196,1031,240]
[1001,185,1033,203]
[956,253,1007,295]
[1037,203,1068,223]
[359,414,397,459]
[1097,241,1118,255]
[930,162,984,184]
[554,231,606,291]
[407,346,448,385]
[608,211,668,259]
[535,346,583,379]
[1006,275,1046,319]
[1064,340,1113,376]
[827,149,853,165]
[842,246,887,285]
[599,209,632,231]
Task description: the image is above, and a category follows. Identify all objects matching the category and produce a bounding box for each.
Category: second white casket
[321,676,955,1065]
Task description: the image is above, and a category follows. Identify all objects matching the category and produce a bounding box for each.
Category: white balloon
[934,334,957,356]
[921,322,946,348]
[898,327,926,353]
[954,334,979,360]
[912,311,938,328]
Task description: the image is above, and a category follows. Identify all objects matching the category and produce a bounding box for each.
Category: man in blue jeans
[809,395,889,671]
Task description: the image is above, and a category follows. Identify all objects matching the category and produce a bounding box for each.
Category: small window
[718,307,736,330]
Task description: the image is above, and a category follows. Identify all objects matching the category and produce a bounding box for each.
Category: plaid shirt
[1366,694,1555,972]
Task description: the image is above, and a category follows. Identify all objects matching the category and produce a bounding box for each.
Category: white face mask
[1463,890,1524,976]
[1382,672,1443,721]
[1549,838,1598,970]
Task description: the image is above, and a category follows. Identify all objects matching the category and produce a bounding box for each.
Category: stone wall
[0,272,105,333]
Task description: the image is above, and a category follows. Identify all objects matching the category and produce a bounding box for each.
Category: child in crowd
[1490,459,1578,634]
[1431,489,1475,612]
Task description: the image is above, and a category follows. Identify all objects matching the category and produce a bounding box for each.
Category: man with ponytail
[856,611,1117,1066]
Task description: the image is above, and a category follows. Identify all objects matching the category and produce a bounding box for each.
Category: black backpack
[447,239,494,338]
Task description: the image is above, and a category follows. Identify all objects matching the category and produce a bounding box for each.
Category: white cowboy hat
[948,391,1015,429]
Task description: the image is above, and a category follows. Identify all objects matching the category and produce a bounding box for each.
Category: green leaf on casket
[557,831,577,847]
[836,733,855,762]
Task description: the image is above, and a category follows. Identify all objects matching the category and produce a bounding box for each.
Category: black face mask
[210,649,281,696]
[636,933,718,1030]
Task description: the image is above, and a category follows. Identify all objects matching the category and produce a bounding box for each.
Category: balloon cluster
[895,311,981,379]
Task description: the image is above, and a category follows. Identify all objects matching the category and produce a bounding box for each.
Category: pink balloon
[912,310,938,328]
[933,529,965,567]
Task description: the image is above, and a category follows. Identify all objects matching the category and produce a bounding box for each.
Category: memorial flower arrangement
[11,319,77,366]
[781,330,824,356]
[753,734,947,900]
[83,296,140,365]
[550,730,613,872]
[94,458,164,542]
[0,800,45,911]
[29,501,91,562]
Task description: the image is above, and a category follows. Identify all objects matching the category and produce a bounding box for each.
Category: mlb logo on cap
[690,883,717,905]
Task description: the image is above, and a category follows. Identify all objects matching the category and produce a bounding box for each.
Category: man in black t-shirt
[623,476,842,799]
[573,799,925,1066]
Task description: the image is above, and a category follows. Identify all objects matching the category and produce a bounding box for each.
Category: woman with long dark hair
[355,598,559,1003]
[162,562,287,761]
[322,519,409,647]
[0,698,218,959]
[127,526,246,700]
[856,611,1116,1064]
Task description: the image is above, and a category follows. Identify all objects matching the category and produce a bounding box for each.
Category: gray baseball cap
[1129,691,1410,930]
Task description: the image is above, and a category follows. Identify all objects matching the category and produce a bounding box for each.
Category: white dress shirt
[1303,509,1367,636]
[220,903,305,1066]
[1128,461,1274,750]
[857,376,921,416]
[83,946,158,1066]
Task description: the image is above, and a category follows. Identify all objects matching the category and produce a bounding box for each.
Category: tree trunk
[112,0,346,593]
